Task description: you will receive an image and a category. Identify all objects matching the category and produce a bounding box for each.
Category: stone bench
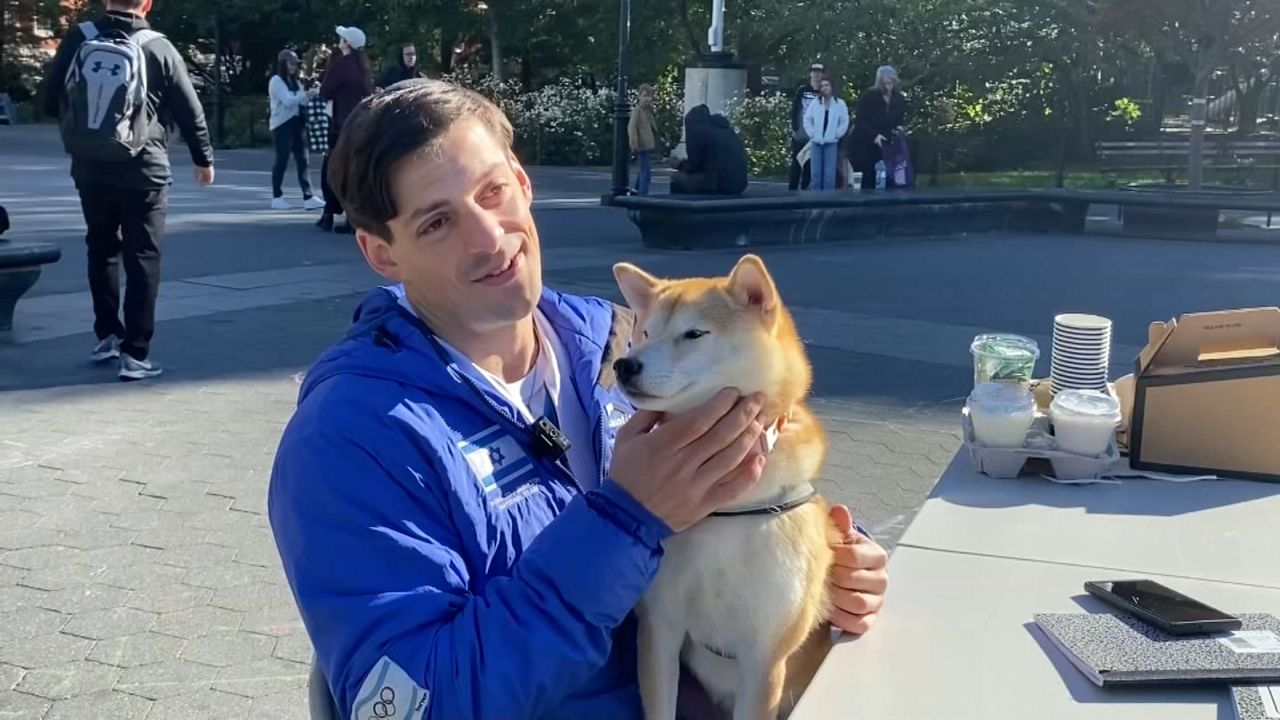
[0,216,62,331]
[605,189,1090,249]
[605,187,1280,248]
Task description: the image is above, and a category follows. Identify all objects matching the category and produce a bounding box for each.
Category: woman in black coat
[851,65,908,189]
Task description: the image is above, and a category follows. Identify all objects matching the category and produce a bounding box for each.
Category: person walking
[788,62,824,191]
[378,41,422,89]
[41,0,214,380]
[268,49,323,210]
[803,77,849,191]
[852,65,908,190]
[627,83,658,195]
[316,25,373,234]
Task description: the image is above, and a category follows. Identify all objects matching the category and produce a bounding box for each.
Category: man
[42,0,214,380]
[788,62,825,191]
[379,42,422,89]
[268,80,887,720]
[671,104,748,196]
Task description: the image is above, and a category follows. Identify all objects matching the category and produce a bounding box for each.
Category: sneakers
[90,335,121,362]
[271,197,292,210]
[118,353,163,381]
[303,196,326,210]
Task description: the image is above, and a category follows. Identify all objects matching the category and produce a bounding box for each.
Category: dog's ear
[613,262,660,315]
[727,254,778,315]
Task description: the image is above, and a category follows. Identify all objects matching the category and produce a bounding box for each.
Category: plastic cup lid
[968,382,1035,413]
[1050,389,1121,419]
[971,333,1040,361]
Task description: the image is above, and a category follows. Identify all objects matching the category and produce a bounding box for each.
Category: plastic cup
[971,334,1040,389]
[968,383,1036,448]
[1050,389,1122,456]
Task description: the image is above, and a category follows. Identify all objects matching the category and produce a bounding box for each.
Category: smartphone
[1084,579,1242,635]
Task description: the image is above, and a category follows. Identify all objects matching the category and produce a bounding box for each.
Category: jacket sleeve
[269,416,671,720]
[319,61,348,101]
[627,108,640,151]
[153,39,213,168]
[835,102,851,139]
[791,87,804,133]
[41,26,82,119]
[269,76,307,114]
[802,102,818,142]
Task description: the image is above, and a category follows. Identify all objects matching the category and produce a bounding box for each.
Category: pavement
[3,123,1280,719]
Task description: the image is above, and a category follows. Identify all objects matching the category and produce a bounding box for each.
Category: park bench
[0,206,62,332]
[1095,138,1280,188]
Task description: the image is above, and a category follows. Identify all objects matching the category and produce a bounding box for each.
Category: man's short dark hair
[328,79,515,240]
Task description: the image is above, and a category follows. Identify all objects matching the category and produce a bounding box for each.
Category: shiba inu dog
[612,254,837,720]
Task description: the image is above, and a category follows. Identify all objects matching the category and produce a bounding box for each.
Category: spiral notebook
[1033,612,1280,687]
[1232,685,1280,720]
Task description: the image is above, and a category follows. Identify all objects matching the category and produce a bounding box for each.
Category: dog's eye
[683,329,708,340]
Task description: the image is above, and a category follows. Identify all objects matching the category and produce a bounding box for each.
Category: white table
[898,453,1280,589]
[791,546,1280,720]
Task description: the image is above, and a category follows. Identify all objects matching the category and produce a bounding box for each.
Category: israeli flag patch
[457,425,534,494]
[352,656,428,720]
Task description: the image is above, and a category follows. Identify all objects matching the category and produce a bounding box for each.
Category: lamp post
[609,0,631,197]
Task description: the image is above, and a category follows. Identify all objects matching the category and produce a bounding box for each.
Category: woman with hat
[268,49,322,210]
[316,26,373,233]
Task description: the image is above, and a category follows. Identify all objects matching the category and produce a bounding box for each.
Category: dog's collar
[710,483,817,517]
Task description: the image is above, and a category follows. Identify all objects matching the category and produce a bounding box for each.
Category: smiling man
[268,79,888,720]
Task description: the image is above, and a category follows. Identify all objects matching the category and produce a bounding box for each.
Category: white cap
[336,26,367,50]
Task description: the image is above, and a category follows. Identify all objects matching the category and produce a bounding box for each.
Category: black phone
[1084,579,1242,635]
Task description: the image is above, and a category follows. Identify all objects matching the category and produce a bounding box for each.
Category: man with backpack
[41,0,214,381]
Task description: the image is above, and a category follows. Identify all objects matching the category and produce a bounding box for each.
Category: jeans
[77,184,168,361]
[271,116,312,199]
[634,150,652,194]
[810,142,839,191]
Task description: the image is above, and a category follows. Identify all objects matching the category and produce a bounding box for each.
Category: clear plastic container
[967,382,1036,448]
[1050,389,1122,457]
[970,333,1041,389]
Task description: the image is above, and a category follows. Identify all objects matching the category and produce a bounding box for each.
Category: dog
[612,254,837,720]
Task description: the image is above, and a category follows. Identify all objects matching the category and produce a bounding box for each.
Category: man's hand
[194,165,215,186]
[610,389,766,532]
[874,134,887,147]
[827,504,888,634]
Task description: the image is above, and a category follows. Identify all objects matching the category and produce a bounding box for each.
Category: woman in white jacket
[802,77,850,191]
[268,49,323,210]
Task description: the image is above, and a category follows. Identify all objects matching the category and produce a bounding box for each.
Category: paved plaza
[2,123,1279,718]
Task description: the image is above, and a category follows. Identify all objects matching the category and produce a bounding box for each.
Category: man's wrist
[589,480,673,549]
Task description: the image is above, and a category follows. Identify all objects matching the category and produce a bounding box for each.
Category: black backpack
[59,22,164,162]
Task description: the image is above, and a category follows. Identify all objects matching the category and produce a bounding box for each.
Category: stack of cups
[1051,313,1112,394]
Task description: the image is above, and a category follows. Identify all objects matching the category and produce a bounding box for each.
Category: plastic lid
[1050,389,1121,420]
[970,333,1040,361]
[967,382,1035,413]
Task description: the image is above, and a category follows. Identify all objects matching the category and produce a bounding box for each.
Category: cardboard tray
[961,409,1121,481]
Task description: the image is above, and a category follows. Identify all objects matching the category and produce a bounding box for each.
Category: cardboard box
[1124,307,1280,481]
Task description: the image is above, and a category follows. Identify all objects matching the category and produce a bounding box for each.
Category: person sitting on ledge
[671,104,749,196]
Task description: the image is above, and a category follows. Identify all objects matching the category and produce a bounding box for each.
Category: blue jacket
[268,286,669,720]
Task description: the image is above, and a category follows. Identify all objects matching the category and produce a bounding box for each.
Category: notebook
[1033,612,1280,687]
[1232,685,1280,720]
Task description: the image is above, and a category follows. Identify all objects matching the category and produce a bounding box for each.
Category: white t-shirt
[394,290,599,489]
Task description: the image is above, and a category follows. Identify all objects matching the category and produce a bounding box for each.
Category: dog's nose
[613,357,643,383]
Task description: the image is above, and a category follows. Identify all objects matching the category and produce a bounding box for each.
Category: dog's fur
[613,254,837,720]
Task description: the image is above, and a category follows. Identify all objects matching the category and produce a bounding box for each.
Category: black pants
[320,127,342,215]
[671,170,718,195]
[78,184,168,361]
[271,116,312,199]
[788,137,811,191]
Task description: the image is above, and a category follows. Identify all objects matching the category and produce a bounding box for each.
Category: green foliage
[725,91,792,177]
